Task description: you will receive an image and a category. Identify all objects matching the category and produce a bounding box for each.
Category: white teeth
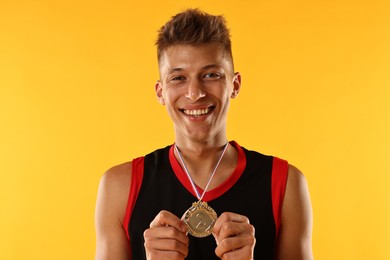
[183,108,210,116]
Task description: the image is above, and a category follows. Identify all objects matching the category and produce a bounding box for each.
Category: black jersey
[123,141,288,259]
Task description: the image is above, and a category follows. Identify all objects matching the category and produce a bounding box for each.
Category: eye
[170,75,185,82]
[203,72,222,79]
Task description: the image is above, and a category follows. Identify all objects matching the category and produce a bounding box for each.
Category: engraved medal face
[182,201,218,238]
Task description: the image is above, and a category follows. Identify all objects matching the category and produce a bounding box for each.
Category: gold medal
[182,201,217,238]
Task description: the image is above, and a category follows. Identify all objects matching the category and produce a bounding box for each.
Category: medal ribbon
[174,142,229,201]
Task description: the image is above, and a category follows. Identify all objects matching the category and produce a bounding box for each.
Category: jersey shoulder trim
[123,156,145,240]
[271,157,289,237]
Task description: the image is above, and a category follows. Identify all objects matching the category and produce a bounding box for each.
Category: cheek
[163,90,179,107]
[214,88,231,103]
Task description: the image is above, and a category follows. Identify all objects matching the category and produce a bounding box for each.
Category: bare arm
[275,164,313,260]
[95,162,132,260]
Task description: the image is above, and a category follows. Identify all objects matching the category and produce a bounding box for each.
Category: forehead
[159,43,232,73]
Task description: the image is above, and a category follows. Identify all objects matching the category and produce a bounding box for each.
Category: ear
[155,80,165,105]
[231,72,241,99]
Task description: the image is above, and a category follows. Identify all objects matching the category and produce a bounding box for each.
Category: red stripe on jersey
[123,157,145,241]
[169,140,246,202]
[271,157,289,237]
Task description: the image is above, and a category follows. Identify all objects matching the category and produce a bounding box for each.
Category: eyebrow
[201,64,222,70]
[167,64,222,74]
[167,67,184,74]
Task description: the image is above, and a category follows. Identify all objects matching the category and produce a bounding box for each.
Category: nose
[185,79,206,101]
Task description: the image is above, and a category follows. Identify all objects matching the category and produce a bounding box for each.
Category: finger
[144,223,189,259]
[150,210,187,233]
[215,235,255,257]
[146,248,187,260]
[218,222,254,241]
[144,236,189,257]
[144,226,189,246]
[217,245,254,260]
[213,212,250,236]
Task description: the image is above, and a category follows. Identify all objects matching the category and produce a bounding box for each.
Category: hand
[143,210,189,260]
[212,212,256,260]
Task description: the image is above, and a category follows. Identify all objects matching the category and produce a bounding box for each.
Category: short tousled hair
[156,9,233,67]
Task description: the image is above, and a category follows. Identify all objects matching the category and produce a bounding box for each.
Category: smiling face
[156,43,241,145]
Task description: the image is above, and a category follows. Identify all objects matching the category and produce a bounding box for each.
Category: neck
[175,142,229,199]
[174,134,228,159]
[173,139,238,190]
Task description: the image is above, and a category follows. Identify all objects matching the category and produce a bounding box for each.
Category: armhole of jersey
[123,156,145,241]
[271,157,289,237]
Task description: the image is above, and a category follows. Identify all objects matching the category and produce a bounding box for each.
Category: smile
[181,107,214,117]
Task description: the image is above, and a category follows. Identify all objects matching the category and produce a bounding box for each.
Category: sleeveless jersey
[123,141,288,259]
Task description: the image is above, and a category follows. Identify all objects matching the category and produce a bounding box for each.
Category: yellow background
[1,0,389,259]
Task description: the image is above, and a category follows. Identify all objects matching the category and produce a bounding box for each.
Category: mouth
[180,106,215,118]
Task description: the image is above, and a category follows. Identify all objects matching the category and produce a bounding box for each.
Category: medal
[182,201,218,237]
[174,142,229,238]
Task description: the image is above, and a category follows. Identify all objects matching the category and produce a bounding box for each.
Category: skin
[95,43,313,260]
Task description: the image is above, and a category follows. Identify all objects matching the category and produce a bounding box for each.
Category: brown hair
[156,9,233,67]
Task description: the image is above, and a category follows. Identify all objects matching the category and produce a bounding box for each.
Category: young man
[95,9,313,260]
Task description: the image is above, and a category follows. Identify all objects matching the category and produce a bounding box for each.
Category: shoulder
[274,164,313,259]
[97,161,133,224]
[100,161,132,195]
[283,163,312,232]
[285,164,312,210]
[95,162,134,259]
[102,161,132,182]
[286,164,308,189]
